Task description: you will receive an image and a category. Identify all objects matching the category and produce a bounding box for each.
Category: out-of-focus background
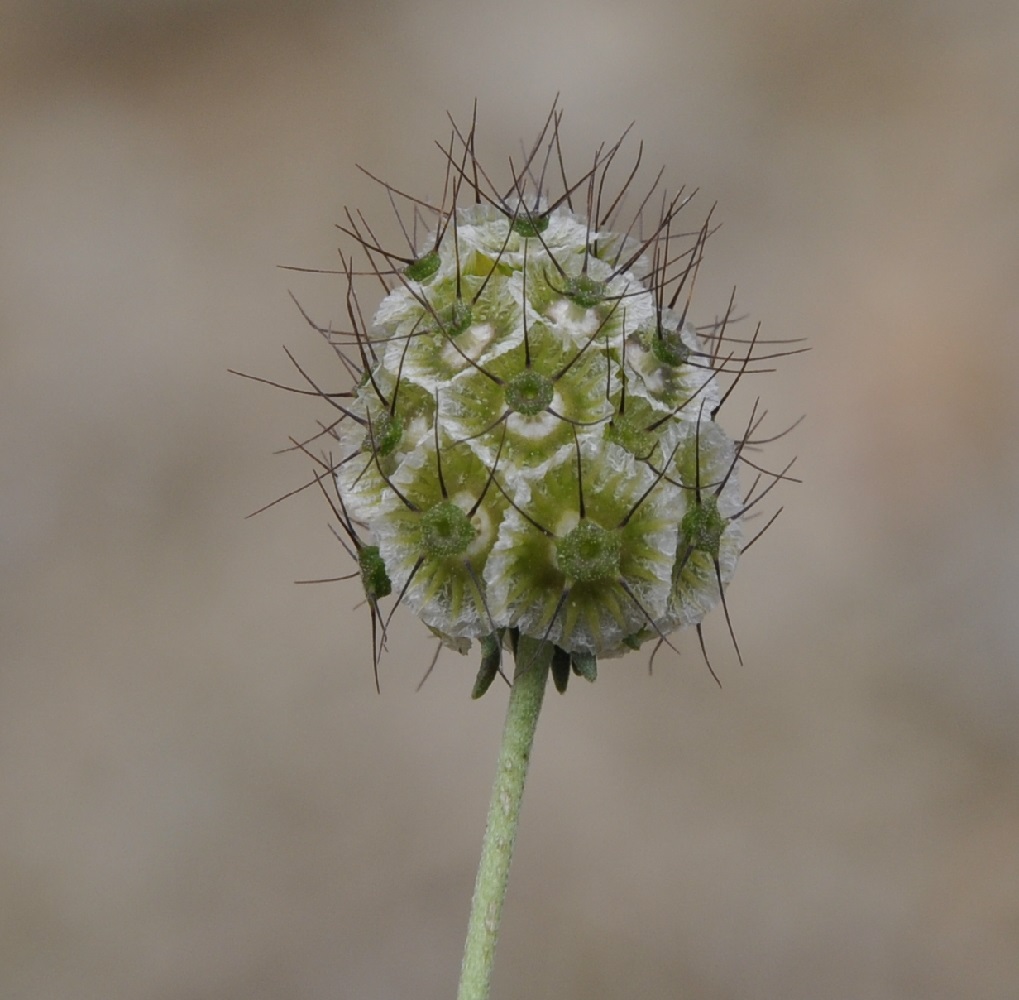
[2,1,1017,997]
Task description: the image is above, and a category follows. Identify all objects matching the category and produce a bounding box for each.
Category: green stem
[456,636,553,1000]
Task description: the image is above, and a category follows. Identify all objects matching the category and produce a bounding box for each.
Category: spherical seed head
[315,108,793,682]
[341,220,731,651]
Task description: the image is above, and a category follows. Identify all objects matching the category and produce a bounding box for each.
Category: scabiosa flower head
[292,105,799,693]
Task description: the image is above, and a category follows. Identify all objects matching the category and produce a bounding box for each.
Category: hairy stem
[456,636,553,1000]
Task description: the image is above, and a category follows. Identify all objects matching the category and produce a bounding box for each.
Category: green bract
[315,110,793,689]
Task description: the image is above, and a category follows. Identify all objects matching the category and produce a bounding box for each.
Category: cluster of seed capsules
[294,108,798,695]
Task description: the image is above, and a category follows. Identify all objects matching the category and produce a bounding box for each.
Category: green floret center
[681,497,725,555]
[564,274,607,308]
[651,327,691,367]
[419,500,478,557]
[441,299,473,336]
[359,545,392,600]
[506,370,554,416]
[404,251,440,282]
[556,521,621,583]
[512,213,549,238]
[369,412,403,457]
[606,413,656,459]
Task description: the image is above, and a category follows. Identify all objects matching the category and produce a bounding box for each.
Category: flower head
[293,105,799,693]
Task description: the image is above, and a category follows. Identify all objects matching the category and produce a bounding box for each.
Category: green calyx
[419,500,478,557]
[650,327,691,367]
[404,251,441,282]
[681,497,725,555]
[369,411,403,457]
[551,645,572,693]
[512,213,549,238]
[471,632,504,699]
[564,274,607,308]
[441,299,473,336]
[555,520,621,583]
[570,650,597,682]
[605,413,656,460]
[551,644,598,693]
[622,631,646,651]
[505,370,554,416]
[358,545,392,600]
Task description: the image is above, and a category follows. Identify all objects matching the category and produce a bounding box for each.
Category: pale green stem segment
[456,636,553,1000]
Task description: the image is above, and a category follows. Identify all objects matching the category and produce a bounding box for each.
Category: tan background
[2,1,1017,998]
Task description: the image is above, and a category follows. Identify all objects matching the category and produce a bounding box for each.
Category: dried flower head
[271,104,800,694]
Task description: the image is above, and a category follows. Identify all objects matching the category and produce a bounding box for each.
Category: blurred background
[2,1,1017,997]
